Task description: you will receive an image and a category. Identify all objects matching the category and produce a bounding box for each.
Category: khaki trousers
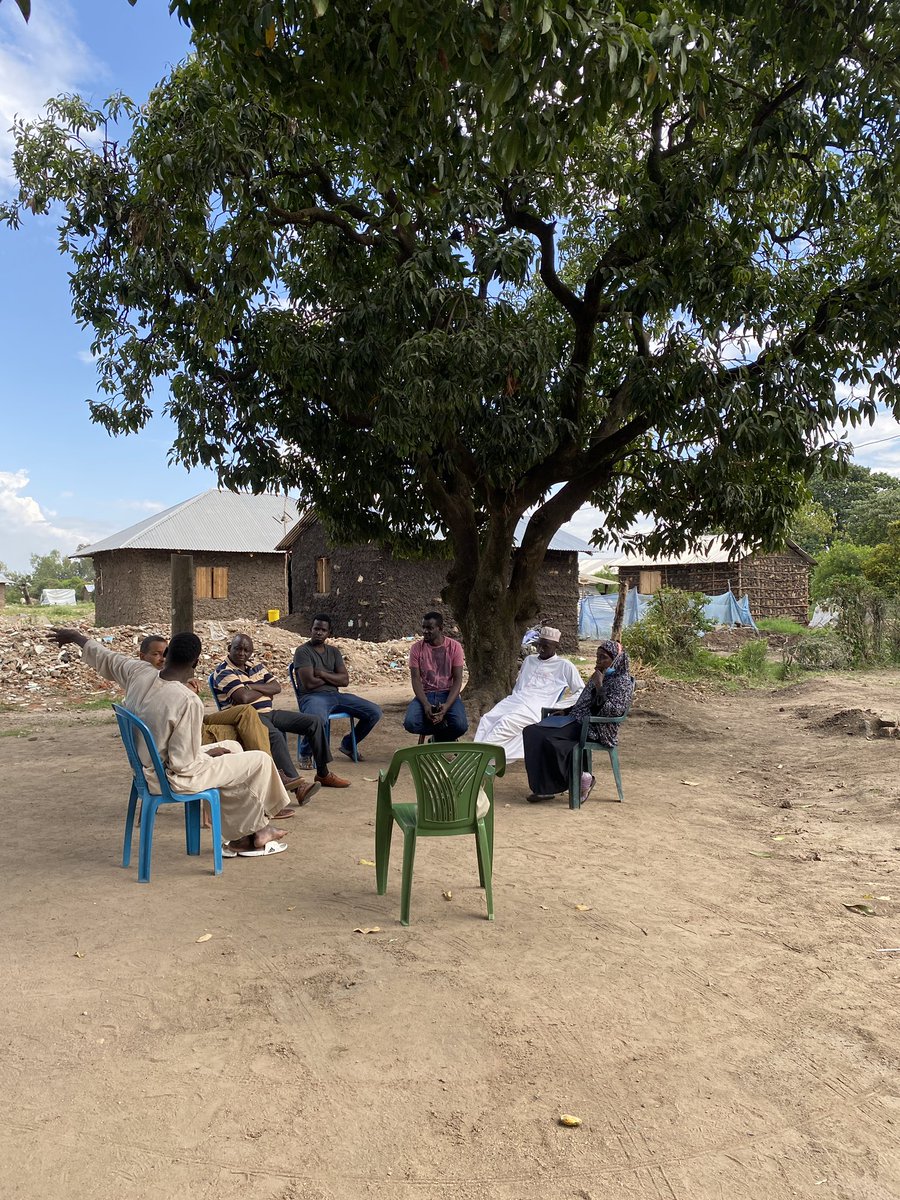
[201,704,271,754]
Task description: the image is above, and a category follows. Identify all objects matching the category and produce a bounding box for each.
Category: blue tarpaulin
[578,588,757,639]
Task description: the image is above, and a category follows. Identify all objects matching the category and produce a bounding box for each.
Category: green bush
[755,616,809,637]
[622,588,712,666]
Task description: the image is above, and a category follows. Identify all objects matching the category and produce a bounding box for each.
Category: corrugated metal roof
[75,490,301,556]
[512,518,595,554]
[606,535,814,568]
[277,511,595,555]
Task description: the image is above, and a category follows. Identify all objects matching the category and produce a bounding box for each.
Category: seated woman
[522,639,634,803]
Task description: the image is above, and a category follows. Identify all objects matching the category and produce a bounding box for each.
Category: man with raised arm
[50,628,291,857]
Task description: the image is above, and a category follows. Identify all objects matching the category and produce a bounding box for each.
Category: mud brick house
[609,536,815,622]
[276,513,592,652]
[75,490,297,626]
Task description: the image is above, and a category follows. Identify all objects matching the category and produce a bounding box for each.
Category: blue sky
[2,1,900,573]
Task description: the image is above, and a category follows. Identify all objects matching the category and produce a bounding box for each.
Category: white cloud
[0,2,100,186]
[119,499,163,512]
[76,349,96,365]
[0,468,104,570]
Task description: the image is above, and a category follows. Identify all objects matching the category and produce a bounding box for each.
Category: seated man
[474,626,583,760]
[50,627,291,856]
[292,614,383,762]
[523,640,634,804]
[212,634,349,789]
[402,611,468,743]
[138,634,309,803]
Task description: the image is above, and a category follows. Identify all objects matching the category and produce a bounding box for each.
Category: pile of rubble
[0,614,415,712]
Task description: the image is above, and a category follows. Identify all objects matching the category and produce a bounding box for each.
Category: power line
[852,431,900,449]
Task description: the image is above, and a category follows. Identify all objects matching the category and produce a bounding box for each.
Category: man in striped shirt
[212,634,349,789]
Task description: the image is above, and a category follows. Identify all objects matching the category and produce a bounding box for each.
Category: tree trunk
[611,579,627,641]
[443,518,543,720]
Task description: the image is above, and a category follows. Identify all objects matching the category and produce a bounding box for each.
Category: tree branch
[500,193,583,321]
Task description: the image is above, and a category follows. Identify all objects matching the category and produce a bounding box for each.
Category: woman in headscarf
[522,640,634,803]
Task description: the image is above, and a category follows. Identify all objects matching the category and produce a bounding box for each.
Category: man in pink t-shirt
[403,611,468,742]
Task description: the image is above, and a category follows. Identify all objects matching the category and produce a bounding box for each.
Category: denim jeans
[296,691,383,757]
[402,690,468,743]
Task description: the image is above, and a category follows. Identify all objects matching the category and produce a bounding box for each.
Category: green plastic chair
[538,704,631,809]
[375,742,506,925]
[570,710,630,809]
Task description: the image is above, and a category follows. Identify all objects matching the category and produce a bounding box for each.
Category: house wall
[739,552,810,621]
[618,562,739,595]
[91,549,286,626]
[282,526,580,651]
[618,551,810,621]
[0,582,5,607]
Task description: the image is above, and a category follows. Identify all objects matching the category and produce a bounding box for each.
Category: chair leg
[348,720,359,762]
[137,800,158,883]
[608,748,624,802]
[569,746,582,810]
[123,781,139,868]
[209,799,223,876]
[374,792,393,895]
[476,820,494,921]
[477,792,495,888]
[185,800,201,856]
[399,827,417,926]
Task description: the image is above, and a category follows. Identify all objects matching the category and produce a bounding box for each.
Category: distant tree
[807,465,900,545]
[862,522,900,593]
[6,2,900,704]
[787,500,833,559]
[29,550,90,600]
[810,542,873,605]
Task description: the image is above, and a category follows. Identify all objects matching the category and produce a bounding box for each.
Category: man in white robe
[50,628,292,855]
[475,626,583,760]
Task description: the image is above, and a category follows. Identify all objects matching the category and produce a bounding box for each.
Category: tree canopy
[6,0,900,697]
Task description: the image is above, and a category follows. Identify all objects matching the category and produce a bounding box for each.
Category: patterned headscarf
[568,639,634,743]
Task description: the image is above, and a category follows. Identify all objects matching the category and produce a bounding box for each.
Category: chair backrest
[112,703,171,799]
[287,661,302,707]
[387,743,506,832]
[208,672,224,711]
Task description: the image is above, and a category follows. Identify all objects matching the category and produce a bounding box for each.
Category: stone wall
[92,550,287,627]
[282,526,580,651]
[618,551,811,622]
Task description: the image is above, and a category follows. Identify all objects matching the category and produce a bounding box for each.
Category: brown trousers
[201,704,271,755]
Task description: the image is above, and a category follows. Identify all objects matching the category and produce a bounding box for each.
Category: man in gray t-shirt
[291,614,383,761]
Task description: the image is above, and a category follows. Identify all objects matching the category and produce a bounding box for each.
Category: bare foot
[253,825,287,848]
[226,824,288,853]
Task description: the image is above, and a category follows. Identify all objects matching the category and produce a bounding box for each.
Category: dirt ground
[3,669,900,1200]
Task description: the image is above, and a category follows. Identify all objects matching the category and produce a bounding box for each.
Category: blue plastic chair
[288,662,359,762]
[375,742,505,925]
[208,672,223,710]
[112,704,224,883]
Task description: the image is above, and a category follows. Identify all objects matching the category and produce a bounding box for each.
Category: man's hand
[47,627,88,649]
[429,704,447,724]
[206,747,232,757]
[185,678,201,695]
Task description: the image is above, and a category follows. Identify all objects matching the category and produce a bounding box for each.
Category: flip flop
[221,844,238,858]
[339,745,364,762]
[235,840,288,858]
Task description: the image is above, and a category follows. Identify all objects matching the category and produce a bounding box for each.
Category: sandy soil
[3,671,900,1200]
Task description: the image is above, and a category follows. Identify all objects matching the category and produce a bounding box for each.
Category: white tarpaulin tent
[40,588,77,606]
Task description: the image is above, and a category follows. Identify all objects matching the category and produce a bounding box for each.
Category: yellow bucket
[267,609,280,623]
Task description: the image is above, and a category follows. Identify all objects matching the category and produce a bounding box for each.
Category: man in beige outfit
[50,628,290,856]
